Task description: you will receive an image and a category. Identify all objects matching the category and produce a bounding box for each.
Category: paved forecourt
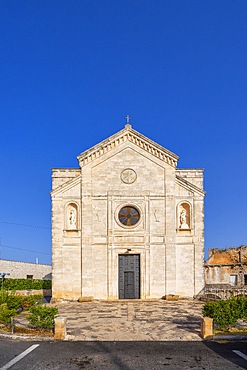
[56,299,204,341]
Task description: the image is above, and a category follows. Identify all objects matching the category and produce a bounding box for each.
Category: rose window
[118,206,140,227]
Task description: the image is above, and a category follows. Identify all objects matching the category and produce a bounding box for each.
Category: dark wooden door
[118,254,140,299]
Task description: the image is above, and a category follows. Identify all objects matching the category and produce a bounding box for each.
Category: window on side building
[244,275,247,285]
[229,275,237,286]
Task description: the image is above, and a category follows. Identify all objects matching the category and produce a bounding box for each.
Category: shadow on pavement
[42,296,52,304]
[203,340,247,370]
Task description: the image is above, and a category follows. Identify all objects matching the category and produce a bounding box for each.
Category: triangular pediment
[77,124,179,168]
[175,175,206,196]
[50,175,81,197]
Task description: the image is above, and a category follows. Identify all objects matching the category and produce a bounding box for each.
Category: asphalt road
[0,339,246,369]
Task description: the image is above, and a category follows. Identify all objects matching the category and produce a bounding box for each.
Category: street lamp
[0,272,10,294]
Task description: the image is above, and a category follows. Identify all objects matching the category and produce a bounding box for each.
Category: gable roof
[77,124,179,168]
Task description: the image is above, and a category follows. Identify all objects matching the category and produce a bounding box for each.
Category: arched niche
[66,202,78,230]
[177,202,191,230]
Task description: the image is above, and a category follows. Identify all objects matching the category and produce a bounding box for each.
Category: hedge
[202,296,247,330]
[1,278,51,290]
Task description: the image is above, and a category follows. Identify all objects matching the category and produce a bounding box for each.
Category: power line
[0,221,51,230]
[1,244,51,256]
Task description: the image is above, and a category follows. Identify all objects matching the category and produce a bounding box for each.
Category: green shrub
[0,291,43,311]
[20,295,43,309]
[202,296,247,330]
[2,278,52,291]
[0,291,22,310]
[235,295,247,320]
[6,294,22,311]
[27,305,58,330]
[0,290,10,305]
[0,303,17,324]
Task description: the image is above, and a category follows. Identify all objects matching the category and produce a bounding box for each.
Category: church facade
[51,124,205,300]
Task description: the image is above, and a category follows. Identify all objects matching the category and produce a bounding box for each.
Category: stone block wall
[0,259,51,280]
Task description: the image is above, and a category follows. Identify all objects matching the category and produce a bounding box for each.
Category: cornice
[77,125,179,168]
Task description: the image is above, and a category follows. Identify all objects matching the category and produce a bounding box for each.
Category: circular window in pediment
[118,206,140,227]
[121,168,137,184]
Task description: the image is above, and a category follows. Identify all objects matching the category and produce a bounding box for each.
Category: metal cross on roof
[125,115,131,124]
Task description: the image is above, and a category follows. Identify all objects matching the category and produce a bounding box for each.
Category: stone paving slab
[56,300,204,341]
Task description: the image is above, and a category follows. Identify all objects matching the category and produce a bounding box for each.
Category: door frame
[118,254,140,299]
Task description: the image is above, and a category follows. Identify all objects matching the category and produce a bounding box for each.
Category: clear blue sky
[0,0,247,265]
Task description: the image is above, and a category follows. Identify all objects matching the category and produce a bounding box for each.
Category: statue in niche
[69,208,77,229]
[180,207,189,229]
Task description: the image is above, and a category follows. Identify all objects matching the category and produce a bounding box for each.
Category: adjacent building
[0,259,51,280]
[205,246,247,289]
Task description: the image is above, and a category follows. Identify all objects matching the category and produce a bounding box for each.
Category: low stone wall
[13,289,52,296]
[203,287,247,300]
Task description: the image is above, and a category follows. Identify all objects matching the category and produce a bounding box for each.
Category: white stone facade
[0,259,51,280]
[51,124,205,300]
